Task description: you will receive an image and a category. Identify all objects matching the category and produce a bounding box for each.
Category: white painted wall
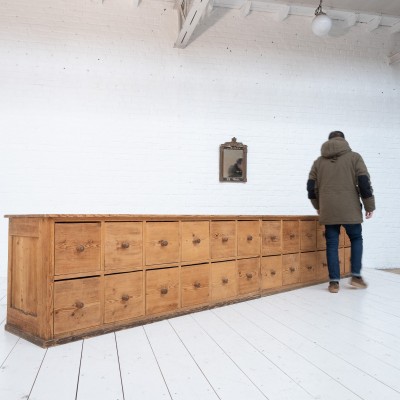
[1,0,399,276]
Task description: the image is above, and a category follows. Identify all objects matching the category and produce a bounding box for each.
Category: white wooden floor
[1,268,400,400]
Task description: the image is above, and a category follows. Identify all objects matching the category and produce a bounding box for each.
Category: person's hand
[365,211,373,219]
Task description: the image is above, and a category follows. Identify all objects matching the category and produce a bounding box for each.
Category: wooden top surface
[4,214,318,221]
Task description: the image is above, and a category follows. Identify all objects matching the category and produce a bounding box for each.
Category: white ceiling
[259,0,400,17]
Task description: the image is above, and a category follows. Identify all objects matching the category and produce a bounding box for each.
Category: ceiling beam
[366,16,382,32]
[275,5,290,22]
[175,0,211,48]
[389,52,400,65]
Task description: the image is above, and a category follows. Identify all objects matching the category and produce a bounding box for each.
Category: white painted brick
[0,0,399,275]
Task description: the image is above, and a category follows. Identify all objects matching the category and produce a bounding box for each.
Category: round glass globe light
[312,14,332,36]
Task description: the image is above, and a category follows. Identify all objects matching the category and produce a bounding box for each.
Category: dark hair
[328,131,345,139]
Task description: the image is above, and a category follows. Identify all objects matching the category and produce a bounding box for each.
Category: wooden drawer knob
[121,242,130,249]
[193,281,201,289]
[75,300,84,309]
[289,233,295,239]
[192,238,201,245]
[76,245,85,253]
[121,294,130,301]
[271,270,276,276]
[271,235,278,242]
[159,240,168,247]
[323,262,327,267]
[246,273,253,279]
[222,277,229,284]
[160,287,168,295]
[247,235,253,241]
[290,267,295,272]
[222,237,229,243]
[307,265,313,270]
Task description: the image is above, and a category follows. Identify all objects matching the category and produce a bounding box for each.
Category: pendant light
[312,0,332,36]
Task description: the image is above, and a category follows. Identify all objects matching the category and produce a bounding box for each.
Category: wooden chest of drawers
[5,214,350,347]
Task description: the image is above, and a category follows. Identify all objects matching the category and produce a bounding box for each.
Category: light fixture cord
[315,0,325,16]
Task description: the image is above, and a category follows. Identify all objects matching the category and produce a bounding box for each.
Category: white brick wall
[1,0,399,275]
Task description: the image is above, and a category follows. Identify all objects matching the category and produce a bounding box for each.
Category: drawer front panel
[261,221,282,255]
[145,222,179,265]
[104,271,144,323]
[317,250,328,281]
[317,225,326,250]
[146,267,179,315]
[54,277,101,335]
[181,264,210,308]
[237,258,260,295]
[210,221,236,259]
[55,223,101,275]
[261,255,282,290]
[282,253,300,286]
[300,252,317,283]
[211,261,237,302]
[105,222,143,271]
[282,221,299,254]
[300,221,316,251]
[181,221,210,262]
[237,221,260,257]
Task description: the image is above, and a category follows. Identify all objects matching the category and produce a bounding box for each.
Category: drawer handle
[307,265,313,270]
[247,235,253,241]
[290,267,295,272]
[246,273,253,279]
[271,235,278,242]
[121,294,130,301]
[271,270,276,276]
[75,301,84,309]
[76,245,85,253]
[222,237,229,243]
[160,287,168,295]
[323,262,327,267]
[193,281,201,289]
[121,242,130,249]
[222,277,229,284]
[192,238,201,245]
[289,233,295,239]
[159,240,169,247]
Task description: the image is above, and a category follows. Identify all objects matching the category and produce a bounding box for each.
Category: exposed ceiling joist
[175,0,211,48]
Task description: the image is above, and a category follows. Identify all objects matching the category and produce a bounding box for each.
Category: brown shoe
[350,276,368,289]
[329,281,339,293]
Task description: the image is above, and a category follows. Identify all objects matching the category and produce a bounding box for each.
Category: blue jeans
[325,224,363,282]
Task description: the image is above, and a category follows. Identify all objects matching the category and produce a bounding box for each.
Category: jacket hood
[321,137,351,160]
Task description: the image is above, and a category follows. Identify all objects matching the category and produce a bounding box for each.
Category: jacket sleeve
[355,154,375,212]
[307,161,319,210]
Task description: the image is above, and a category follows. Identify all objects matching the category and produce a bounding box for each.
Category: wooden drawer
[316,250,328,281]
[146,267,179,315]
[54,277,101,335]
[282,221,299,254]
[145,222,179,265]
[237,258,260,295]
[300,252,317,283]
[211,261,237,302]
[181,221,210,262]
[237,221,260,257]
[105,222,143,271]
[55,223,101,275]
[282,253,300,286]
[104,271,144,323]
[316,225,326,250]
[340,226,351,247]
[181,264,209,308]
[300,220,316,251]
[261,255,282,290]
[210,221,236,259]
[344,247,351,274]
[261,220,281,255]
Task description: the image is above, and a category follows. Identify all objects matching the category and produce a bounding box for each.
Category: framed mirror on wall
[219,137,247,182]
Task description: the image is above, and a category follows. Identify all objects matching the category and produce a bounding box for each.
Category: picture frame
[219,137,247,182]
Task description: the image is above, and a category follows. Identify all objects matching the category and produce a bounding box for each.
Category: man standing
[307,131,375,293]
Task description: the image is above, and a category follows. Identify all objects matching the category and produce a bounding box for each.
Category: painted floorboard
[116,326,171,400]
